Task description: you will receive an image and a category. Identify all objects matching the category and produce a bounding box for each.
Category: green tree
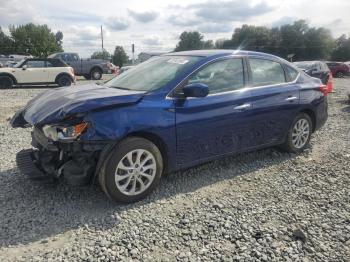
[174,31,205,51]
[0,27,14,55]
[9,23,63,57]
[332,35,350,61]
[91,50,111,60]
[112,46,128,67]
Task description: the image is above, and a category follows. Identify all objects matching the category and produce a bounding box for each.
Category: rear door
[14,60,48,83]
[247,57,300,146]
[175,57,257,167]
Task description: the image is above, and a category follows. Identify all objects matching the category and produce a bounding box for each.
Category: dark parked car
[326,62,349,78]
[294,61,333,92]
[48,52,114,80]
[11,50,328,203]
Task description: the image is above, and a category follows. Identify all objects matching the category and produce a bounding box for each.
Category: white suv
[0,58,75,88]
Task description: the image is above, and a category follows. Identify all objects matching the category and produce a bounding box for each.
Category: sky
[0,0,349,57]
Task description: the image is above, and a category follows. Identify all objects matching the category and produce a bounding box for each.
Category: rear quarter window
[284,65,299,82]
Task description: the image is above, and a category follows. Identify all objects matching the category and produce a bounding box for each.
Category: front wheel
[0,76,14,89]
[281,113,312,153]
[99,137,163,203]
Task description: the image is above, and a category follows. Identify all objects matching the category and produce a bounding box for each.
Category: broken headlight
[43,123,88,141]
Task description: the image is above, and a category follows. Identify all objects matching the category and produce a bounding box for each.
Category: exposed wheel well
[300,109,316,132]
[126,132,168,173]
[0,73,17,84]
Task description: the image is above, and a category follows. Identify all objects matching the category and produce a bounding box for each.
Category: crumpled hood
[12,83,145,126]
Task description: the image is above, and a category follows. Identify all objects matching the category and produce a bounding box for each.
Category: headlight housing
[43,122,88,141]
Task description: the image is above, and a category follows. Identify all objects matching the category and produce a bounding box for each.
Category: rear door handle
[233,103,251,110]
[285,96,298,101]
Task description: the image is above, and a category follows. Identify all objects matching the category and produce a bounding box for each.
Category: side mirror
[183,83,209,98]
[22,65,27,70]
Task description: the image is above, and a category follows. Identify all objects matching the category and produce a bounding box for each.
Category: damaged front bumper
[17,127,109,185]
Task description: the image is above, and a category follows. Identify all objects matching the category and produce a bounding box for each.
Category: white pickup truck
[0,58,75,88]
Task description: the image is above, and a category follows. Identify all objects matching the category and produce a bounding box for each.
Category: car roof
[164,49,281,60]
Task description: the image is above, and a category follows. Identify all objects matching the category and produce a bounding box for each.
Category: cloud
[106,17,130,31]
[142,36,162,46]
[167,0,274,30]
[271,16,298,28]
[191,0,274,22]
[197,23,232,33]
[128,9,158,23]
[167,14,202,27]
[0,0,38,26]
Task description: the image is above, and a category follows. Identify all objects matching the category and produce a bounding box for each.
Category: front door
[14,60,48,83]
[174,57,255,167]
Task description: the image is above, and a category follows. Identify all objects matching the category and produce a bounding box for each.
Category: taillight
[319,84,329,96]
[326,73,333,93]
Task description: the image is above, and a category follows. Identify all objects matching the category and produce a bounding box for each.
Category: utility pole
[101,25,104,53]
[132,44,135,64]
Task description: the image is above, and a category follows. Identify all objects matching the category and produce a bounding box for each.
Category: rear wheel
[281,113,312,153]
[91,68,102,80]
[99,137,163,203]
[57,75,72,87]
[0,76,14,89]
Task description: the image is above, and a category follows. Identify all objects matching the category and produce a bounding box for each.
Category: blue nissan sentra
[11,50,328,202]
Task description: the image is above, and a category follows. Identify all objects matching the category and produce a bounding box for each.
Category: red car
[326,62,349,78]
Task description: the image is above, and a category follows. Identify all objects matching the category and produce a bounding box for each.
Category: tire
[99,137,163,203]
[83,74,91,80]
[336,71,344,78]
[90,68,102,80]
[0,76,14,89]
[57,75,72,87]
[281,113,313,153]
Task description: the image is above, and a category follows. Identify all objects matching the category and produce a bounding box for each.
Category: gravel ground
[0,78,349,261]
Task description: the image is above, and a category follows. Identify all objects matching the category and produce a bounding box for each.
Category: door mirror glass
[22,65,27,70]
[183,83,209,98]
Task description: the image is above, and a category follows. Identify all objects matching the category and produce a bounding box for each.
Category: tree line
[175,20,350,62]
[1,20,350,66]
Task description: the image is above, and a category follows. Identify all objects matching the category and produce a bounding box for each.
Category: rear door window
[249,58,286,87]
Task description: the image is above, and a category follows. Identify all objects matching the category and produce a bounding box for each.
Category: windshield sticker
[167,58,189,64]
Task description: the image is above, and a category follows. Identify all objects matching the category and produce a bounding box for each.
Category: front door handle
[285,96,298,102]
[233,103,251,110]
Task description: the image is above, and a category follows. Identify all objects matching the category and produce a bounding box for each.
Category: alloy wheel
[115,149,157,196]
[291,119,310,149]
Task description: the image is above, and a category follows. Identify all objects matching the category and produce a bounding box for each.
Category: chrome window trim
[166,55,301,100]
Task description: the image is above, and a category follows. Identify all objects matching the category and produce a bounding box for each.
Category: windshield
[104,56,201,91]
[12,59,25,68]
[294,62,316,70]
